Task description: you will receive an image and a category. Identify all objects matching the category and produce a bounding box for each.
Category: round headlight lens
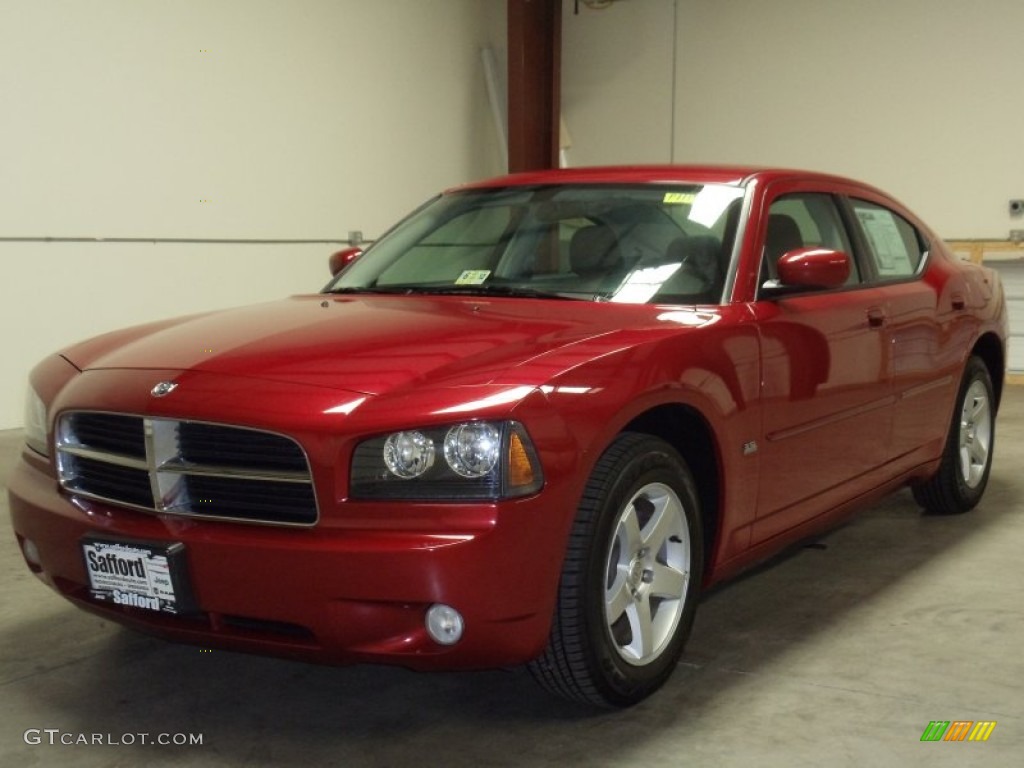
[444,422,501,478]
[382,431,435,479]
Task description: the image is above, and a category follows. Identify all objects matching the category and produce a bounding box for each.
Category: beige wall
[562,0,1024,238]
[561,0,676,164]
[0,0,503,428]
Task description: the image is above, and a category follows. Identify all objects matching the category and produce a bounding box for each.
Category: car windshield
[326,183,745,304]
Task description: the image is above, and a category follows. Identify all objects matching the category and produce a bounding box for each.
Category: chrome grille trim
[57,445,149,470]
[155,458,311,483]
[56,411,318,527]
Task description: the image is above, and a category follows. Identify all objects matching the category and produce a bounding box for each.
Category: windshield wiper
[428,285,582,300]
[324,286,421,295]
[327,285,582,300]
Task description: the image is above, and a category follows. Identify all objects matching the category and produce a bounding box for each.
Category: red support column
[507,0,562,173]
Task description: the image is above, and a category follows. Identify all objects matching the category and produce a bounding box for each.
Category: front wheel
[912,356,996,514]
[529,433,703,707]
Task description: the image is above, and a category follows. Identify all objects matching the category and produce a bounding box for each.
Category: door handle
[866,307,886,328]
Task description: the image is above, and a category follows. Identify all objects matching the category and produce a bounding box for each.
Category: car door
[846,197,961,467]
[749,190,893,544]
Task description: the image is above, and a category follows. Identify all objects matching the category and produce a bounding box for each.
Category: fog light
[22,538,41,567]
[425,604,464,646]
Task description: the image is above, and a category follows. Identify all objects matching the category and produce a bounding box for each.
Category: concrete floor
[2,389,1022,767]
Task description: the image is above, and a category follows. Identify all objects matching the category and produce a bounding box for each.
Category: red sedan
[8,166,1008,707]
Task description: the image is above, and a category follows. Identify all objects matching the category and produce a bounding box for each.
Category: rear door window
[850,199,927,280]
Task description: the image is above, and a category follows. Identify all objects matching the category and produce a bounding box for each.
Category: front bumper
[8,447,569,670]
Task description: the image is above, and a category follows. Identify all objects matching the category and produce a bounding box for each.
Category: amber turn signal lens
[507,431,535,488]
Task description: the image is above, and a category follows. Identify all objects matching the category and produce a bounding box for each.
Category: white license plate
[82,539,190,614]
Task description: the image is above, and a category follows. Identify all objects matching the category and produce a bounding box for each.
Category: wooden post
[507,0,562,173]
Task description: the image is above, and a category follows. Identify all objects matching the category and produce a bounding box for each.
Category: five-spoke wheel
[957,378,992,490]
[530,433,702,708]
[604,482,690,666]
[914,356,996,514]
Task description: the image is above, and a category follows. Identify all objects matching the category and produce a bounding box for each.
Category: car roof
[450,165,868,192]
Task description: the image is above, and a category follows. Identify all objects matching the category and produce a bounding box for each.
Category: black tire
[912,356,996,515]
[529,433,703,708]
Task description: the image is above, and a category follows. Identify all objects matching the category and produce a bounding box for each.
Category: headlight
[444,422,501,478]
[351,420,543,500]
[383,431,436,478]
[23,385,49,457]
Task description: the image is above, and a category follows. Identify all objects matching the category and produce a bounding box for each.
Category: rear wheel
[912,356,995,514]
[529,433,703,707]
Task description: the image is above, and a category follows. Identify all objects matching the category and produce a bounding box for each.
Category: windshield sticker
[663,192,696,205]
[455,269,491,285]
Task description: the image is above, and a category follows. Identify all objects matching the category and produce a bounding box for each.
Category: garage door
[991,259,1024,372]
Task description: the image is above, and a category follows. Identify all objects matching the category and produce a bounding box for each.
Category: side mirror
[328,246,363,276]
[776,247,850,289]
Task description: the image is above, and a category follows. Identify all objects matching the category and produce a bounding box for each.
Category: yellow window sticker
[663,192,696,205]
[455,270,491,285]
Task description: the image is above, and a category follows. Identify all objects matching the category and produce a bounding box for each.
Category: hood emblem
[151,381,178,398]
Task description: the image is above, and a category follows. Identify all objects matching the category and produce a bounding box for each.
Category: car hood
[62,294,678,396]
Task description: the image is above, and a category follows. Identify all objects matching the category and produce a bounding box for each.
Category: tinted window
[379,205,512,285]
[762,193,858,286]
[331,184,745,304]
[850,199,925,279]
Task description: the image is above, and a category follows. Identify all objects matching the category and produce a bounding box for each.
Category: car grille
[55,412,317,526]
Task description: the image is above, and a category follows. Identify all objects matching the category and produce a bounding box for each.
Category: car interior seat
[762,213,803,282]
[659,236,723,300]
[569,223,623,292]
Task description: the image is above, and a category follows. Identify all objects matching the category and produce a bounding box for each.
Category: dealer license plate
[81,538,193,615]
